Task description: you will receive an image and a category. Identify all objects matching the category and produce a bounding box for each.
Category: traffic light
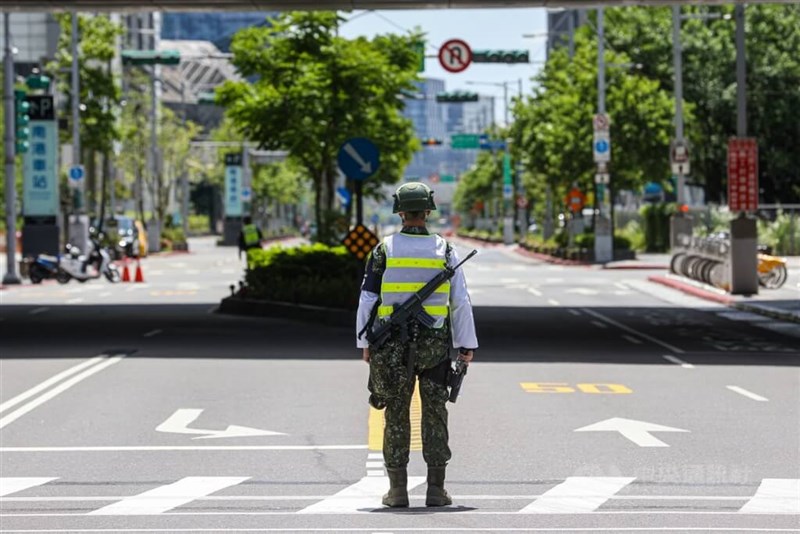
[435,91,479,103]
[14,89,30,154]
[198,92,217,105]
[121,49,181,66]
[422,138,443,146]
[472,50,530,64]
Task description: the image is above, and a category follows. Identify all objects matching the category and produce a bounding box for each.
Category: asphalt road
[1,238,798,533]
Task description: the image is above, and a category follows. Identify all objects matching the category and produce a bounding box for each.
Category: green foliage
[602,5,800,203]
[617,220,647,252]
[245,244,361,308]
[758,211,800,256]
[641,203,676,252]
[453,151,502,215]
[510,29,676,214]
[161,227,187,248]
[216,12,421,243]
[188,214,211,234]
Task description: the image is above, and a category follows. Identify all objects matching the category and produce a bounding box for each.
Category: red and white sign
[727,138,758,212]
[593,113,610,132]
[516,196,529,209]
[438,39,472,73]
[566,188,586,213]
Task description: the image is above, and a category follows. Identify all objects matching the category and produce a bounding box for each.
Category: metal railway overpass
[0,0,774,11]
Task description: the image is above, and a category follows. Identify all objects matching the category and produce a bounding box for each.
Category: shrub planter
[218,296,355,327]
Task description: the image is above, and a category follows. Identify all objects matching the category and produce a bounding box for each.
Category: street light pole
[3,12,21,284]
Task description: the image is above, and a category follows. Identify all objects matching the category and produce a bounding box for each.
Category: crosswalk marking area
[1,476,799,515]
[519,477,635,513]
[87,476,249,515]
[739,479,800,514]
[0,477,57,497]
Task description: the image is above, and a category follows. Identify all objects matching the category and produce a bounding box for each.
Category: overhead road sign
[121,49,181,66]
[451,134,480,149]
[338,138,379,181]
[438,39,472,73]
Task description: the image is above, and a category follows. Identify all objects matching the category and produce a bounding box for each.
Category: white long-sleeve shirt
[356,240,478,350]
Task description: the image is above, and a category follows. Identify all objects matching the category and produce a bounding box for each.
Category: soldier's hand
[362,348,370,363]
[458,350,474,364]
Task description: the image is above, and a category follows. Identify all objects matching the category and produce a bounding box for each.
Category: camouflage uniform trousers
[375,321,453,469]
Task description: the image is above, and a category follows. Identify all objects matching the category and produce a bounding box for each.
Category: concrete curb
[603,264,670,271]
[514,246,590,266]
[648,274,800,324]
[218,296,355,327]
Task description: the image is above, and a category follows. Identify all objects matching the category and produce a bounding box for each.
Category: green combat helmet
[392,182,437,213]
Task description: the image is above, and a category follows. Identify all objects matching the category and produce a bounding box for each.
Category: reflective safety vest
[242,224,260,247]
[379,233,450,329]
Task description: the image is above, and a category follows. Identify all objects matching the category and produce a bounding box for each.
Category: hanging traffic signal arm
[121,49,181,66]
[472,50,530,64]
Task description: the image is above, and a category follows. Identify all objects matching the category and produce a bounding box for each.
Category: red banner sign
[727,138,758,212]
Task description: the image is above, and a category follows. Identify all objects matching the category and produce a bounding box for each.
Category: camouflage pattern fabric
[370,321,452,468]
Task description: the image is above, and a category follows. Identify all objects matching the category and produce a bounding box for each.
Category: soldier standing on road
[238,216,263,260]
[356,182,478,508]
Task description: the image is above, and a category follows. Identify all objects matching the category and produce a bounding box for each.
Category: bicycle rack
[670,234,731,291]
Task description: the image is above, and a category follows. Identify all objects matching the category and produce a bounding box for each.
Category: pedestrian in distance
[356,182,478,508]
[238,216,263,260]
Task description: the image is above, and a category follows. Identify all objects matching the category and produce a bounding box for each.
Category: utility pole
[180,81,189,238]
[729,3,758,295]
[593,7,613,264]
[3,12,21,284]
[669,5,693,250]
[67,10,89,253]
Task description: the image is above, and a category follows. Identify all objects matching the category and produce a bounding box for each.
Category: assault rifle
[363,249,478,350]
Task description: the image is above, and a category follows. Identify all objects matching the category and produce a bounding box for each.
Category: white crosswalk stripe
[0,477,57,497]
[739,479,800,514]
[2,476,799,515]
[518,476,635,514]
[297,475,426,514]
[88,476,249,515]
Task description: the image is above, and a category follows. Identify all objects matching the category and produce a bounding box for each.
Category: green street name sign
[450,134,480,149]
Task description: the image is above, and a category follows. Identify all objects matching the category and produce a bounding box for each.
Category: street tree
[216,11,420,242]
[50,13,122,216]
[602,4,800,203]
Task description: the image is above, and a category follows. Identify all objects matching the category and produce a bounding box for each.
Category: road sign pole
[3,13,21,284]
[355,180,363,227]
[669,6,693,251]
[593,7,613,264]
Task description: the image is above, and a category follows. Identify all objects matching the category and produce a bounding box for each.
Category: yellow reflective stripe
[381,282,450,294]
[386,258,445,269]
[378,305,448,317]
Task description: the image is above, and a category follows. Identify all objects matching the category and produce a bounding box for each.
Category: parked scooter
[56,236,121,284]
[28,254,60,284]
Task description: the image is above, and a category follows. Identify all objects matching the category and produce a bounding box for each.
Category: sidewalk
[649,273,800,324]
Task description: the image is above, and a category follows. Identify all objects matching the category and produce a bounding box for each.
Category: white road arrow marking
[156,409,285,440]
[574,417,689,447]
[344,143,372,174]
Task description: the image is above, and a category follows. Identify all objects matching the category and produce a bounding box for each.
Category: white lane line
[727,385,769,402]
[143,329,163,338]
[0,355,125,430]
[623,335,643,345]
[0,528,798,532]
[527,287,543,297]
[66,298,84,304]
[0,356,107,415]
[367,453,382,460]
[0,445,368,452]
[519,477,636,514]
[0,478,57,497]
[298,475,426,514]
[28,307,49,315]
[662,355,695,369]
[548,299,560,306]
[89,476,249,516]
[366,470,384,477]
[365,462,383,469]
[582,308,685,354]
[614,282,629,290]
[590,320,608,329]
[739,479,799,513]
[568,309,581,316]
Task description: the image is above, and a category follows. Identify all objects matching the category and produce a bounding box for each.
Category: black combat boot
[382,467,409,507]
[425,465,452,506]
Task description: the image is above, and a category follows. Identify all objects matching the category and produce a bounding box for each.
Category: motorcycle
[56,238,121,284]
[28,254,60,284]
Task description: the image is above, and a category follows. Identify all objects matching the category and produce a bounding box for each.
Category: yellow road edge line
[367,380,423,452]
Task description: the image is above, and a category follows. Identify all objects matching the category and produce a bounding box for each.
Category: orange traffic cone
[134,260,145,283]
[121,261,131,282]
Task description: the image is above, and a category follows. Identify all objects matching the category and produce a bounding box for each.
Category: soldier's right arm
[447,247,479,351]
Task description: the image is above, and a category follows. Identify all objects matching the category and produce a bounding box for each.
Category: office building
[161,12,277,52]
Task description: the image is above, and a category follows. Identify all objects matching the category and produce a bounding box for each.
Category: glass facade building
[161,13,277,51]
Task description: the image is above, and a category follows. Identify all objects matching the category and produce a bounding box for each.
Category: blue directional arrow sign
[336,186,352,208]
[338,138,380,181]
[68,165,84,182]
[593,132,611,163]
